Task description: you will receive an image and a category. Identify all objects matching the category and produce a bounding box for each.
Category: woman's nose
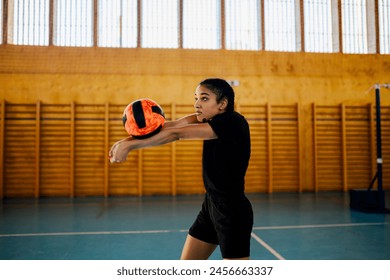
[194,100,200,108]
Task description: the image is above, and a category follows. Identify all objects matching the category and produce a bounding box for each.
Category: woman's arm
[109,120,216,163]
[163,113,199,128]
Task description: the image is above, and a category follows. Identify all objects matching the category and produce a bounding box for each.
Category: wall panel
[74,104,106,196]
[240,105,268,193]
[270,105,300,192]
[382,106,390,191]
[40,104,72,196]
[345,105,373,190]
[3,103,38,197]
[1,101,389,198]
[314,105,344,191]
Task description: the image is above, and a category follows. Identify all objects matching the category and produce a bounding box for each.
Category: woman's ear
[219,98,228,111]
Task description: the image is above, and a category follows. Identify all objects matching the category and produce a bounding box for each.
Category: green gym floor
[1,192,389,260]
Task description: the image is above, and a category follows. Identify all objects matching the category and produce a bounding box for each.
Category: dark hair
[199,78,235,112]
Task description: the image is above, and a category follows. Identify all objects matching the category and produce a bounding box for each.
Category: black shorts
[188,193,253,259]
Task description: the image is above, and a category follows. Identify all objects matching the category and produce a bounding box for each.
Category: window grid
[379,0,390,54]
[2,0,390,54]
[264,0,298,52]
[304,0,334,53]
[54,0,93,47]
[183,0,220,49]
[141,0,179,48]
[341,0,368,54]
[11,0,49,46]
[225,0,261,51]
[0,0,3,44]
[0,0,4,45]
[98,0,138,48]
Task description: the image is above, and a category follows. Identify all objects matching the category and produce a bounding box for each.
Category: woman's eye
[202,97,208,101]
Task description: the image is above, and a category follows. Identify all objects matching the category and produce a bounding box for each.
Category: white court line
[253,222,389,230]
[251,232,285,260]
[0,229,188,238]
[0,222,387,238]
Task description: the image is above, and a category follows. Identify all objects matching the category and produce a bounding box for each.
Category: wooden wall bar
[381,106,390,192]
[0,100,4,198]
[1,101,389,198]
[312,103,390,192]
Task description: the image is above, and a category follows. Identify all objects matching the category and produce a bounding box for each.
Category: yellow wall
[1,45,389,106]
[1,45,390,197]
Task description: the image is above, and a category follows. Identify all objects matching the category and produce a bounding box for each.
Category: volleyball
[122,98,165,139]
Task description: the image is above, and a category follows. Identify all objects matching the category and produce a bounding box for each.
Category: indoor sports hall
[1,0,390,261]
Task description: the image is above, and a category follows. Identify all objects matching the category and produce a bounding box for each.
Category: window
[341,0,368,54]
[379,0,390,54]
[141,0,179,48]
[10,0,50,46]
[304,0,334,53]
[98,0,138,48]
[2,0,389,54]
[54,0,93,47]
[225,0,261,50]
[264,0,300,52]
[0,0,3,44]
[183,0,220,49]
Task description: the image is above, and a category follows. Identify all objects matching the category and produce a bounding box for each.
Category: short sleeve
[208,112,247,142]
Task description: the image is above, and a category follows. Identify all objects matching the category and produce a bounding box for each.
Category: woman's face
[194,85,225,122]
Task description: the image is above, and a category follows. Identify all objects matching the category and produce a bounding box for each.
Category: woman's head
[194,78,235,122]
[199,78,235,112]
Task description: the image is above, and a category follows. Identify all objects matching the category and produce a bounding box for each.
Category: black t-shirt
[202,111,251,197]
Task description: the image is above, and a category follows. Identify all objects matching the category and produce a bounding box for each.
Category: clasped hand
[108,137,133,163]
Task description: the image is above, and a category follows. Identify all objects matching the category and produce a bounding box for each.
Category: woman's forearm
[127,127,179,151]
[110,116,214,163]
[109,127,180,163]
[164,113,199,128]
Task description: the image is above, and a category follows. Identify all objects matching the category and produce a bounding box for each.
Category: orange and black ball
[122,99,165,139]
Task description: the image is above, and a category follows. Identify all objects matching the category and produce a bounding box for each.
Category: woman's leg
[180,234,217,260]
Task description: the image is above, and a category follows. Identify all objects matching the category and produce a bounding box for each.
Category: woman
[109,78,253,260]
